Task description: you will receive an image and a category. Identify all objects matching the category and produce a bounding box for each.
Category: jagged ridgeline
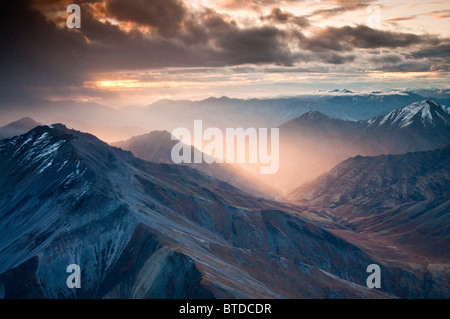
[0,124,448,298]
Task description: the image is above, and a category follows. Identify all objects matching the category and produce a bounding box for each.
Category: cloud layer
[0,0,449,104]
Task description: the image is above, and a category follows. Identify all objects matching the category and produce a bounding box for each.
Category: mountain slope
[288,145,450,210]
[112,130,275,198]
[1,124,418,299]
[360,100,450,154]
[287,145,450,269]
[113,130,178,164]
[280,111,360,136]
[351,197,450,260]
[369,100,450,128]
[0,117,40,140]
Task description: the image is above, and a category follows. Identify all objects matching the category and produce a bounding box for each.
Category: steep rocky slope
[0,125,406,298]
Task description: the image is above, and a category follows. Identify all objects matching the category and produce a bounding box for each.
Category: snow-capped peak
[377,100,449,128]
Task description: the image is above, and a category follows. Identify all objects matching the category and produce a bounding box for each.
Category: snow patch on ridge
[379,100,446,128]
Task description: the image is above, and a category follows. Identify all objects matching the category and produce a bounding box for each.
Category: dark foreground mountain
[277,100,450,191]
[0,125,446,298]
[288,145,450,261]
[0,117,40,140]
[112,130,275,198]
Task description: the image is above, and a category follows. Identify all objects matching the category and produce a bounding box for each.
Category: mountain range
[1,91,450,143]
[0,124,447,298]
[0,94,449,299]
[124,92,450,131]
[276,99,450,191]
[288,144,450,212]
[288,145,450,264]
[2,99,449,196]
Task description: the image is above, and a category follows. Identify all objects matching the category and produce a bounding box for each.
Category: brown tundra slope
[288,145,450,298]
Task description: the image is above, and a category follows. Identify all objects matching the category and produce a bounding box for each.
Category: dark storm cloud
[215,26,295,65]
[0,0,449,103]
[0,0,213,102]
[320,53,356,64]
[369,54,403,64]
[298,25,441,52]
[364,51,432,72]
[379,60,433,72]
[104,0,186,37]
[289,51,356,65]
[412,44,450,60]
[411,44,450,71]
[0,0,293,101]
[262,7,310,28]
[0,0,88,101]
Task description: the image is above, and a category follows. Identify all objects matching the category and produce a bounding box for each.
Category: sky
[0,0,449,108]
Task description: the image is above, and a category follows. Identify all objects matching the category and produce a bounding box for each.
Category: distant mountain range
[129,92,450,130]
[1,124,447,298]
[276,100,450,191]
[282,99,450,155]
[328,89,354,94]
[1,91,450,143]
